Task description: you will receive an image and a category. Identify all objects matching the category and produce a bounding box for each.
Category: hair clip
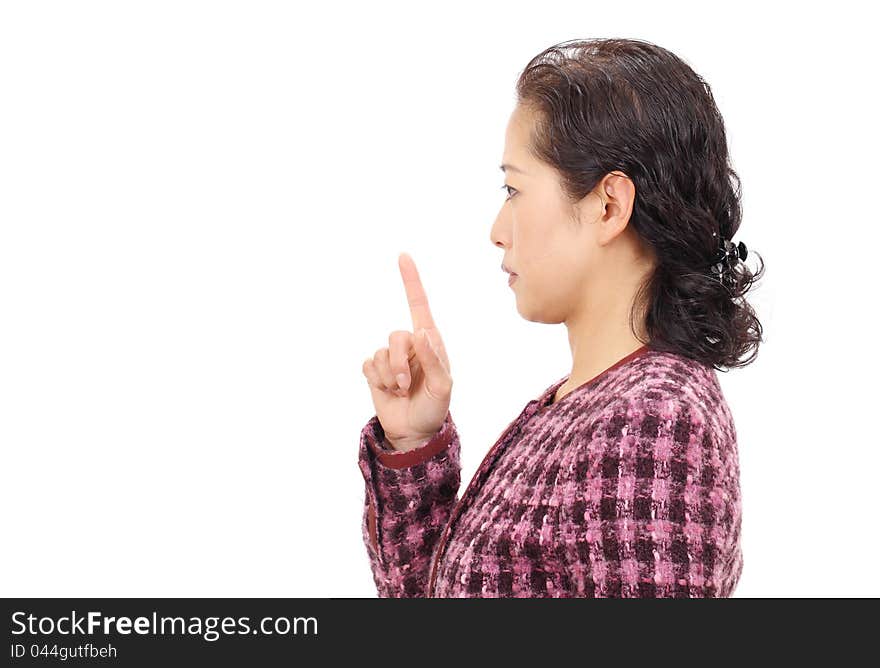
[710,232,748,282]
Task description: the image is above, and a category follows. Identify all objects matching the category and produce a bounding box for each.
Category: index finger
[398,252,436,332]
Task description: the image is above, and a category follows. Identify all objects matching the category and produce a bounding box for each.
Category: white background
[1,1,877,597]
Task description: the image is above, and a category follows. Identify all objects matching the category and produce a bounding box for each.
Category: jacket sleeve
[357,410,462,597]
[560,396,744,598]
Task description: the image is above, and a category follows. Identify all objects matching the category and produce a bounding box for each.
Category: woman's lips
[508,273,518,287]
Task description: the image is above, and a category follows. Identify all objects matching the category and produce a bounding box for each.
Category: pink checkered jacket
[357,343,744,597]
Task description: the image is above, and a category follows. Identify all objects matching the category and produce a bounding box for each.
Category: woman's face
[490,104,648,326]
[490,104,602,323]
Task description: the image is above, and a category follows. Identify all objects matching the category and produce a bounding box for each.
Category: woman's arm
[559,395,744,597]
[357,410,462,597]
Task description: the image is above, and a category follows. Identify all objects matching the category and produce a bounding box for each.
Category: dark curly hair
[514,37,764,371]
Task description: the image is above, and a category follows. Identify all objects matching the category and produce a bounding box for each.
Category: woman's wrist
[384,435,432,452]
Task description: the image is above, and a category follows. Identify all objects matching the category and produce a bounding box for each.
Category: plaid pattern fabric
[357,345,743,597]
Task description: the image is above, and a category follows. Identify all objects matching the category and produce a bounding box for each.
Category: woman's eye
[500,184,517,200]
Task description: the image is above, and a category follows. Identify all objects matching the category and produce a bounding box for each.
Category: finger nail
[396,373,408,390]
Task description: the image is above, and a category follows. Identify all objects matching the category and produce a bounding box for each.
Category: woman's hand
[361,253,453,451]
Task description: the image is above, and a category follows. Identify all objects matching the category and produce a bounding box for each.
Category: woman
[358,38,763,597]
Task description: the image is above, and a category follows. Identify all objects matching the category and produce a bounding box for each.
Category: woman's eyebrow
[499,163,527,175]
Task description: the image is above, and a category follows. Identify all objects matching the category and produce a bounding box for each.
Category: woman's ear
[600,172,636,227]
